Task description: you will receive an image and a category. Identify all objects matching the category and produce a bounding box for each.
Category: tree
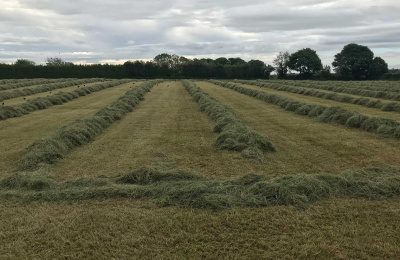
[228,57,246,65]
[332,43,374,80]
[215,57,230,65]
[369,57,389,79]
[46,57,74,66]
[273,51,290,79]
[14,59,36,67]
[288,48,322,77]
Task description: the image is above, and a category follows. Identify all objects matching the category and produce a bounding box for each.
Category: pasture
[1,79,400,259]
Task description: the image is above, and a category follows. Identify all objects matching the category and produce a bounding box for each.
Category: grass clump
[1,165,400,210]
[18,80,164,171]
[182,80,276,161]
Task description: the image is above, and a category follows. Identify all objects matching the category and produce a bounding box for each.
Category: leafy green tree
[46,57,74,66]
[288,48,322,77]
[273,51,290,79]
[369,57,389,79]
[332,43,374,80]
[14,59,36,67]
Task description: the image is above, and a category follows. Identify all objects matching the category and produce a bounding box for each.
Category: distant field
[1,79,400,259]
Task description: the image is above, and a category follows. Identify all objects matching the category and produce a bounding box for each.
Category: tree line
[0,44,397,80]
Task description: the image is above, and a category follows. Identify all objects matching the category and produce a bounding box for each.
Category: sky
[1,0,400,68]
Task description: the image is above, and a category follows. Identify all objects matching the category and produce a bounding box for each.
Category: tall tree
[369,57,389,79]
[273,51,290,79]
[288,48,322,77]
[332,43,374,80]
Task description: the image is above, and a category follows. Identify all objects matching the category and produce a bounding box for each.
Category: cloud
[0,0,399,68]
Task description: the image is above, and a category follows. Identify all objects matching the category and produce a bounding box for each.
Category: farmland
[1,79,400,259]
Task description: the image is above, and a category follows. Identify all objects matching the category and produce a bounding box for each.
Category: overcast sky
[1,0,400,68]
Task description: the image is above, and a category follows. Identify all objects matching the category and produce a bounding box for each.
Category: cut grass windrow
[0,80,132,121]
[1,165,399,210]
[182,80,275,160]
[210,80,400,139]
[291,80,400,93]
[0,78,101,102]
[0,78,65,91]
[280,80,400,101]
[235,80,400,113]
[17,79,164,171]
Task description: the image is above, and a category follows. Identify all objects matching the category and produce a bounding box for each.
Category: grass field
[1,79,400,259]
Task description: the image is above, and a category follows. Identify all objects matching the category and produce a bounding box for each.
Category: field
[1,79,400,259]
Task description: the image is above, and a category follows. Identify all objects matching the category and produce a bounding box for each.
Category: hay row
[0,79,132,121]
[17,79,164,171]
[288,80,400,93]
[182,80,275,161]
[0,78,101,102]
[236,80,400,113]
[275,80,400,101]
[0,78,66,91]
[1,165,399,209]
[210,80,400,139]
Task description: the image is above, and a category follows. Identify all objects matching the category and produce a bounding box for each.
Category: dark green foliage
[0,80,131,121]
[18,80,163,171]
[182,80,276,160]
[1,166,400,210]
[210,80,400,139]
[288,48,323,77]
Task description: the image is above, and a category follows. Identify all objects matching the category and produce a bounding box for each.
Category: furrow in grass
[183,80,275,161]
[0,78,101,102]
[0,82,137,175]
[210,80,400,139]
[197,81,400,176]
[237,80,400,114]
[0,79,131,121]
[17,80,163,171]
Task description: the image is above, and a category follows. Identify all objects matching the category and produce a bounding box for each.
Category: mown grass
[233,81,400,122]
[197,81,400,175]
[17,80,162,171]
[0,198,398,259]
[2,80,106,106]
[0,82,135,176]
[183,80,275,161]
[52,82,273,180]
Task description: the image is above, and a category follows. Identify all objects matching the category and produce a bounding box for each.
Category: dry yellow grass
[197,81,400,176]
[53,81,268,180]
[1,198,399,259]
[0,82,135,176]
[234,82,400,121]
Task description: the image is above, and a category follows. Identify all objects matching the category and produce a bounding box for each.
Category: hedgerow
[0,79,132,121]
[0,78,101,102]
[235,80,400,113]
[18,79,163,171]
[1,165,399,209]
[210,80,400,139]
[182,80,275,161]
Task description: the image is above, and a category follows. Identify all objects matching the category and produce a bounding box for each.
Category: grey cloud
[0,0,399,68]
